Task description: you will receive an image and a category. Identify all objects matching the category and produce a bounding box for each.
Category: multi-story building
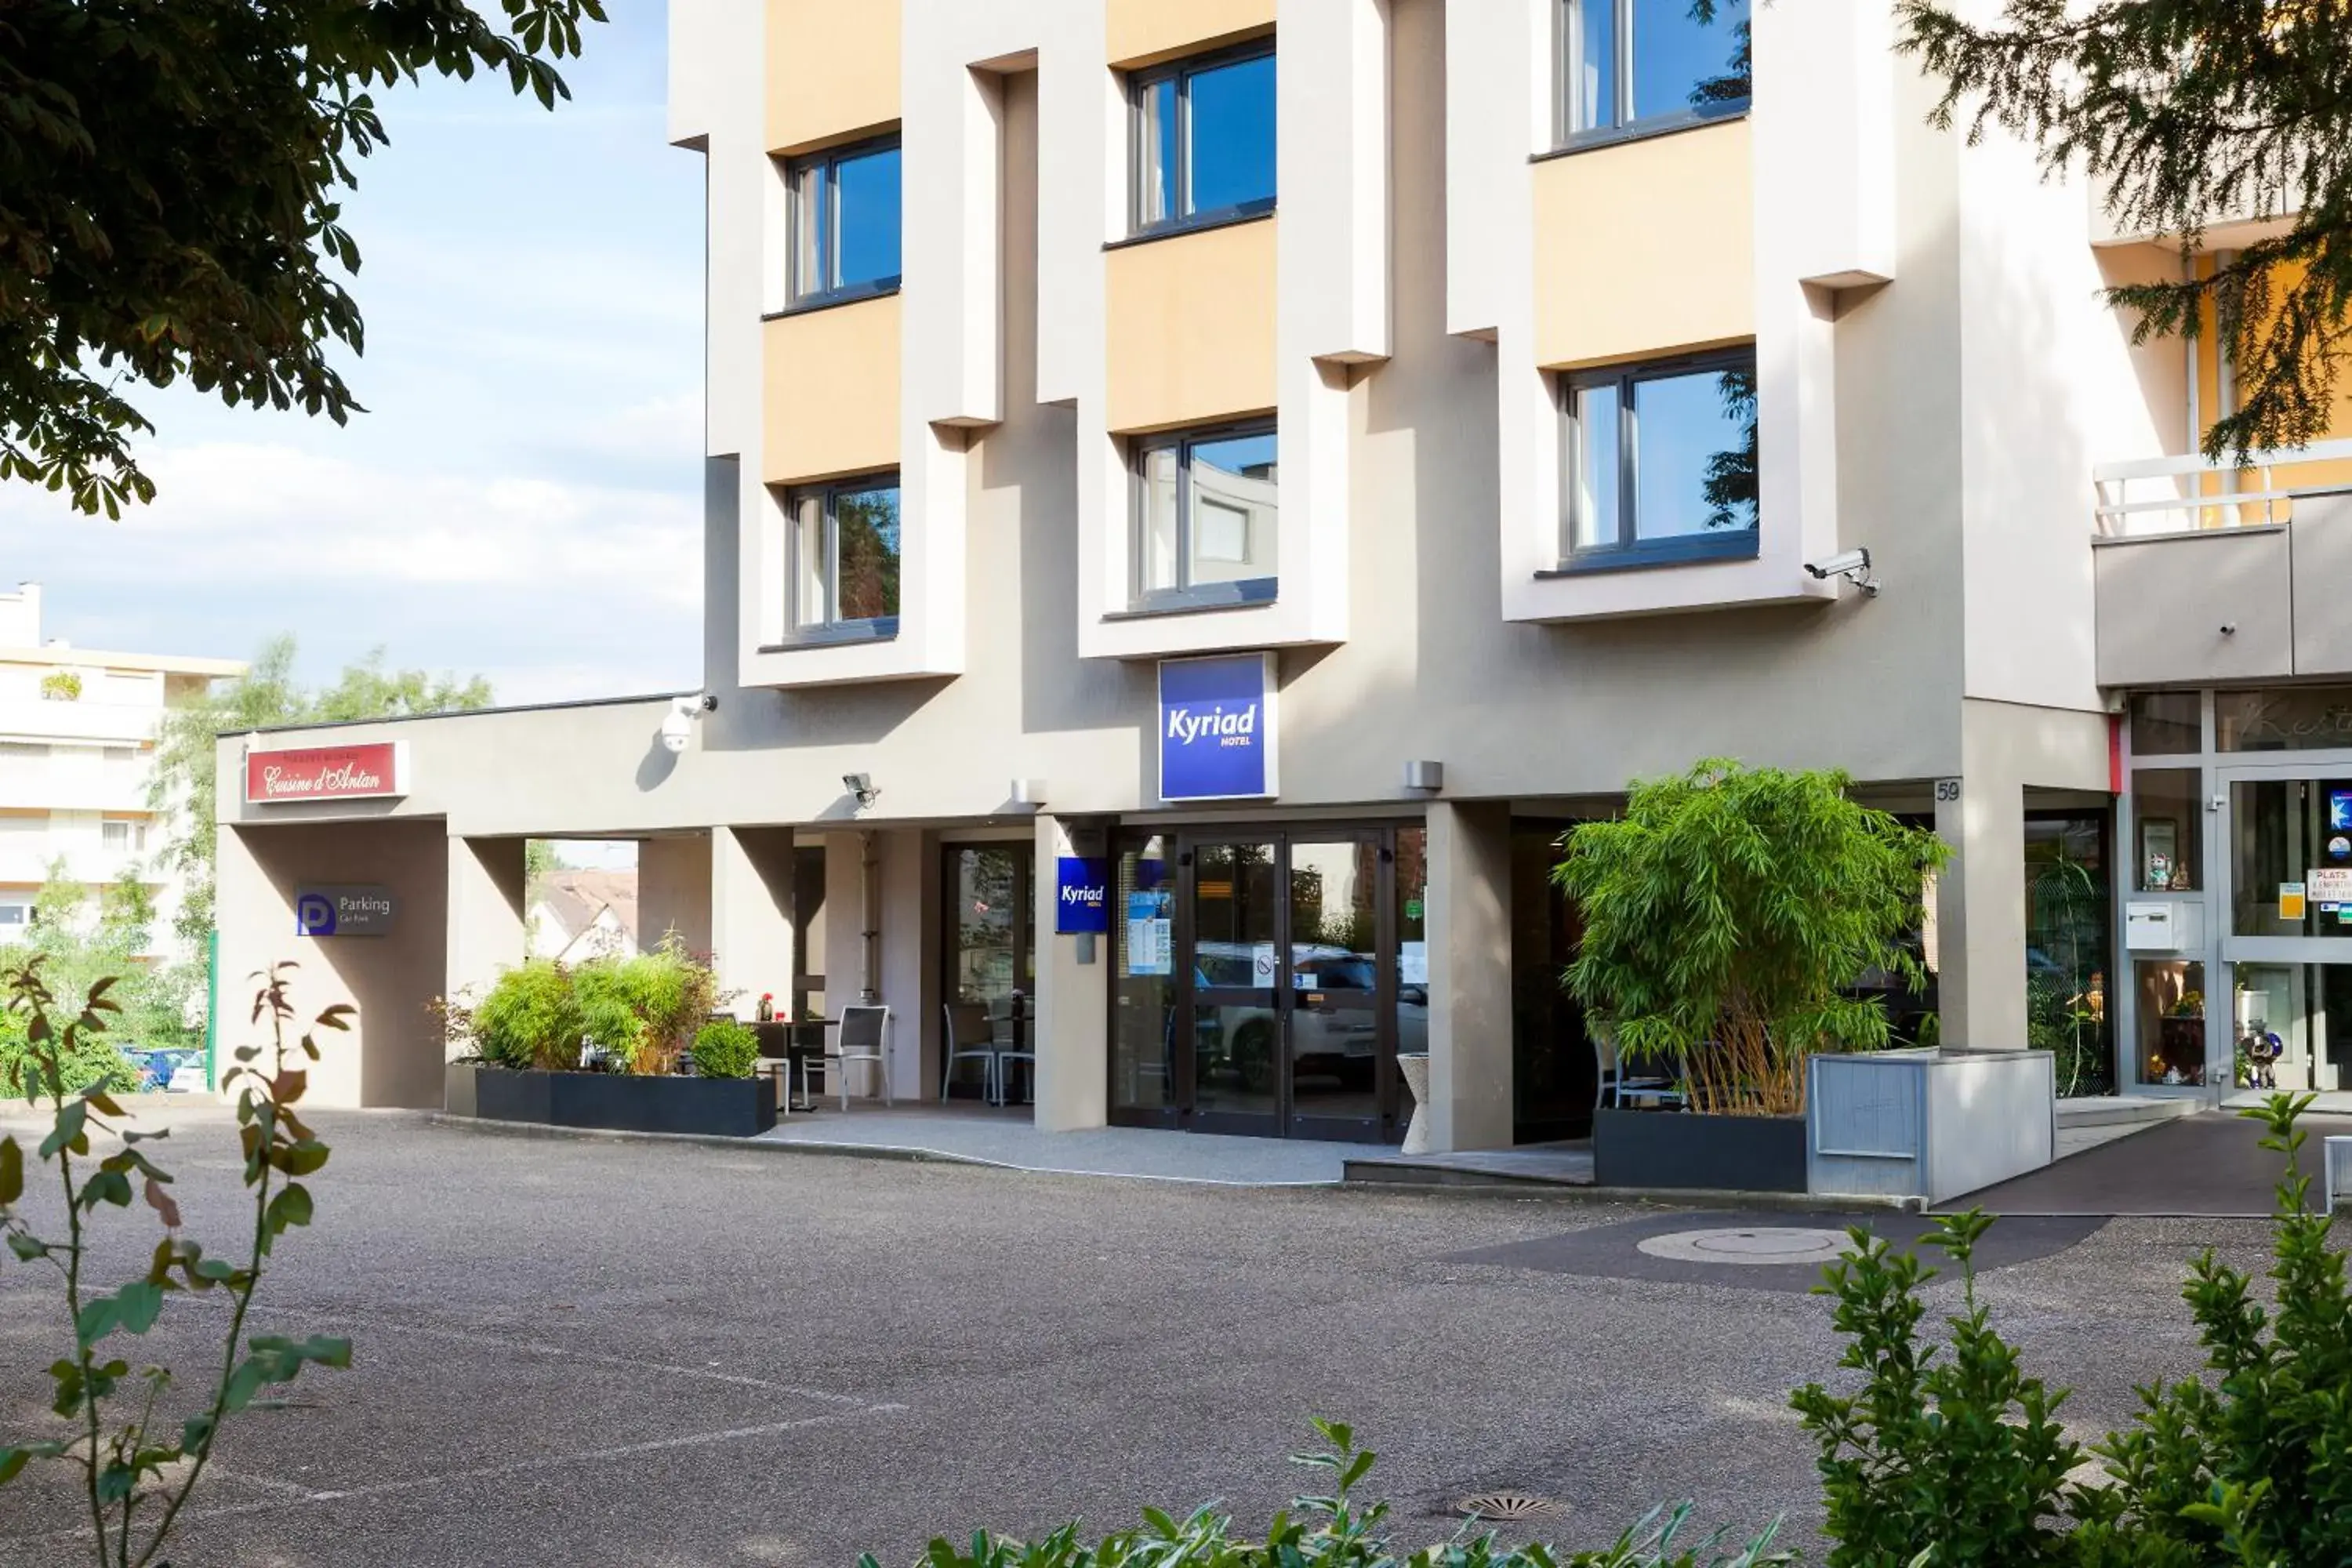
[214,0,2352,1142]
[0,583,243,959]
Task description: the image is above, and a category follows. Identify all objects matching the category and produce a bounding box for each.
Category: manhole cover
[1456,1493,1564,1523]
[1635,1226,1859,1265]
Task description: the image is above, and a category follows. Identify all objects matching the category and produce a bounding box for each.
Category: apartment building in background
[212,0,2352,1160]
[0,583,243,959]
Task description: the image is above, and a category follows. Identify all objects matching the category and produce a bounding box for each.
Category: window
[1131,42,1276,235]
[102,820,130,851]
[1560,0,1751,146]
[2129,691,2202,756]
[1132,422,1278,607]
[786,136,902,307]
[1562,352,1758,566]
[783,474,902,640]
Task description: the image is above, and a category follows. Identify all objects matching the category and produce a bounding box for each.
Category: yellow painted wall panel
[1532,121,1756,371]
[1105,218,1279,434]
[768,0,900,154]
[1106,0,1275,67]
[764,296,902,485]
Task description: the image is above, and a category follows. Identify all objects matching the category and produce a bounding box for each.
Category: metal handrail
[2092,438,2352,538]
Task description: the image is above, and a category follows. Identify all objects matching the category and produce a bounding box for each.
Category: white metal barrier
[2095,437,2352,537]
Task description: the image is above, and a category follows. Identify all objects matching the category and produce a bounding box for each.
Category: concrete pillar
[879,828,932,1098]
[1425,800,1514,1151]
[639,833,715,956]
[711,826,795,1020]
[1033,815,1109,1132]
[447,836,526,1004]
[1936,710,2030,1051]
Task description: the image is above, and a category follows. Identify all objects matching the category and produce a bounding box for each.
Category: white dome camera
[659,693,717,754]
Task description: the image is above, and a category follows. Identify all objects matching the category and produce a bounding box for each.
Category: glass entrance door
[1111,825,1416,1142]
[2219,763,2352,1094]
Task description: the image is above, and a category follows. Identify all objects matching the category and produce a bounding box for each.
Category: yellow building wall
[768,0,901,154]
[1531,120,1755,371]
[1105,219,1279,434]
[2193,256,2352,520]
[1106,0,1275,67]
[764,296,902,485]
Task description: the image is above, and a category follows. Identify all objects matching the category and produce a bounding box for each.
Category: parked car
[1192,943,1426,1091]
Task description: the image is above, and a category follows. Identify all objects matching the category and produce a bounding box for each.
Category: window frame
[1553,0,1751,154]
[1555,347,1760,572]
[777,470,903,646]
[783,132,904,311]
[1127,419,1281,613]
[1127,38,1279,240]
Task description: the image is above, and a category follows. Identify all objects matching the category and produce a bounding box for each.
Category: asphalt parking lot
[0,1106,2283,1568]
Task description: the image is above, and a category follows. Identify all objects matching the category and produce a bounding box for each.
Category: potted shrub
[450,940,775,1137]
[1556,759,1947,1192]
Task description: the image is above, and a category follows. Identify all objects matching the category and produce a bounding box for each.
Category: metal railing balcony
[2093,437,2352,539]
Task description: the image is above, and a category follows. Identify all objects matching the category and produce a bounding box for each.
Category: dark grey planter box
[466,1069,775,1138]
[1593,1107,1808,1193]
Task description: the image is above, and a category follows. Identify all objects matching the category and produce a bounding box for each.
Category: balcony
[2092,441,2352,684]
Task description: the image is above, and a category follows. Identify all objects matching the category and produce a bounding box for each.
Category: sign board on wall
[1055,858,1109,934]
[245,742,408,806]
[1158,653,1277,802]
[296,886,397,938]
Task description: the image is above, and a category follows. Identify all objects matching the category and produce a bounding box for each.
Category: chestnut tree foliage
[0,0,607,517]
[1899,0,2352,459]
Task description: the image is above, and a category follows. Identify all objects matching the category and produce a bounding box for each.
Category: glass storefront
[941,844,1035,1099]
[2025,814,2113,1097]
[1109,822,1424,1142]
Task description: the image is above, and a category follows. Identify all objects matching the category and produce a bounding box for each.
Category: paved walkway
[756,1105,1359,1185]
[1945,1108,2352,1216]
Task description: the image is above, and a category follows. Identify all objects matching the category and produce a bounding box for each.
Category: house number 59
[1935,779,1962,803]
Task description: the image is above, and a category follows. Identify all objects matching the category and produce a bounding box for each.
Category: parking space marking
[0,1402,909,1549]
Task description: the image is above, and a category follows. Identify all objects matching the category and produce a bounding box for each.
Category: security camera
[659,693,716,754]
[843,772,880,810]
[1804,547,1880,597]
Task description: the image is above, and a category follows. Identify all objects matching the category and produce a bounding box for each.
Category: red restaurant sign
[244,742,407,805]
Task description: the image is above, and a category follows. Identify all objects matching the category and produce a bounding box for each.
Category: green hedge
[689,1019,759,1080]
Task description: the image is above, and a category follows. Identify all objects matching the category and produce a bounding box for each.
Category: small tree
[1555,760,1949,1116]
[0,959,350,1566]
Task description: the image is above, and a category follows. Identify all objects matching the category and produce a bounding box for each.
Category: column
[446,836,526,1005]
[1033,815,1108,1133]
[1424,800,1513,1151]
[711,826,795,1019]
[639,833,715,955]
[1935,707,2031,1051]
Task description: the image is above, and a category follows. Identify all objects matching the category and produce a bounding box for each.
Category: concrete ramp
[1943,1109,2352,1217]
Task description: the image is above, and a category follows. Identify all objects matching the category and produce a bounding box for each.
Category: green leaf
[0,1138,20,1204]
[265,1183,314,1234]
[6,1232,45,1262]
[39,1099,86,1159]
[115,1280,163,1335]
[74,1295,120,1347]
[0,1448,27,1485]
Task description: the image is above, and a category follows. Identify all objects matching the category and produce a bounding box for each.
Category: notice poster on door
[1126,893,1171,976]
[1398,941,1429,987]
[2282,883,2309,921]
[2310,867,2352,911]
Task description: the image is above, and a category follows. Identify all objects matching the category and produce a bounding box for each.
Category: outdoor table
[754,1019,830,1113]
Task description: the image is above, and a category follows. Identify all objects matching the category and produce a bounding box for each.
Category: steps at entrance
[2057,1095,2193,1131]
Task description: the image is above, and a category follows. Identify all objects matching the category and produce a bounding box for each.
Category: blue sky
[0,1,706,706]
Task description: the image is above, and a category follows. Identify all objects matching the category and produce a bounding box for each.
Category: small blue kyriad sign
[1159,653,1277,802]
[1055,857,1110,934]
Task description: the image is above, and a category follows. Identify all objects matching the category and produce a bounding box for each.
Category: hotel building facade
[216,0,2352,1140]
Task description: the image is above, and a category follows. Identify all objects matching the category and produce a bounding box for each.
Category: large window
[1561,352,1757,567]
[1132,422,1278,608]
[784,474,901,640]
[786,136,902,307]
[1131,42,1276,235]
[1559,0,1751,145]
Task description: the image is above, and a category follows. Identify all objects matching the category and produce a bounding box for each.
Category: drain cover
[1635,1226,1858,1265]
[1456,1493,1564,1523]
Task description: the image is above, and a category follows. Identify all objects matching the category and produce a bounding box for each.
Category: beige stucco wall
[1105,217,1279,434]
[1105,0,1273,68]
[764,296,902,484]
[1532,121,1756,369]
[216,817,452,1111]
[766,0,899,154]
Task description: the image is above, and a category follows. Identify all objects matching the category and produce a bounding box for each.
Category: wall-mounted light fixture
[843,772,880,811]
[1403,760,1444,793]
[1011,779,1047,808]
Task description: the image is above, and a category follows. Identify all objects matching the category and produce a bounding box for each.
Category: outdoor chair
[989,995,1036,1107]
[942,1001,1000,1103]
[831,1004,893,1110]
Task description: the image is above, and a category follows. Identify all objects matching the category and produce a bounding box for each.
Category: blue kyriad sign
[1159,653,1277,802]
[1055,857,1110,934]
